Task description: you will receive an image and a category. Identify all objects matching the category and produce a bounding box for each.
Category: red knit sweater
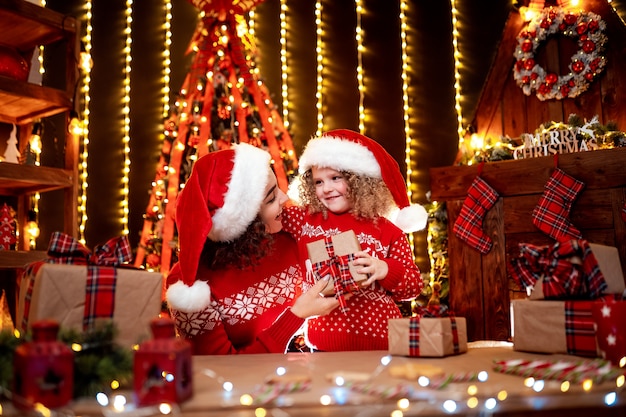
[282,206,423,351]
[167,232,306,354]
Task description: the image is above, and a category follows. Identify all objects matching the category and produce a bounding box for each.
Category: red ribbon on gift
[408,316,461,357]
[508,239,607,299]
[21,232,133,332]
[311,235,360,313]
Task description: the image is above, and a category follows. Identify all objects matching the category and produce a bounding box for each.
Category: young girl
[283,129,428,351]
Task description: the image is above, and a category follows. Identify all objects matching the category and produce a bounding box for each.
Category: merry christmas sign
[512,117,599,160]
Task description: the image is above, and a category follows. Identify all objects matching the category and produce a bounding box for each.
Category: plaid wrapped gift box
[16,232,162,348]
[388,316,468,357]
[306,230,368,311]
[511,297,621,357]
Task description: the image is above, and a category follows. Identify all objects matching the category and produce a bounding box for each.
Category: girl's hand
[290,277,345,319]
[352,251,388,286]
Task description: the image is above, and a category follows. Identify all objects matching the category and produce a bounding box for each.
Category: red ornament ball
[521,39,533,53]
[582,40,596,54]
[572,61,585,73]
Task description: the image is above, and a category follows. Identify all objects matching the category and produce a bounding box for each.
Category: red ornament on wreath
[513,7,608,101]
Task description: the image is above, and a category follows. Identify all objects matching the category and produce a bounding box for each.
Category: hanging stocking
[532,167,584,242]
[453,169,499,254]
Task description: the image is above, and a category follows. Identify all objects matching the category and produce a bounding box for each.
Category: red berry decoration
[572,61,585,73]
[582,40,596,54]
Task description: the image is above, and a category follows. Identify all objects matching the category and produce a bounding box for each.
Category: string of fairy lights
[315,0,324,136]
[355,0,365,134]
[78,0,93,244]
[279,0,290,129]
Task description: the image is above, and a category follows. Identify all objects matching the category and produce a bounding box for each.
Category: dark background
[31,0,625,271]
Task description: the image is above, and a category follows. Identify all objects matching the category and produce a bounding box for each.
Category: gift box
[509,240,625,300]
[388,316,468,357]
[510,298,615,357]
[16,232,163,348]
[306,230,368,296]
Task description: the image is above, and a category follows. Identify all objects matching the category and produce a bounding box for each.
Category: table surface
[4,342,626,416]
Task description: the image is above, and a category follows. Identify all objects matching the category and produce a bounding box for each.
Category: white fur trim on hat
[389,204,429,233]
[166,279,211,313]
[209,143,271,242]
[298,136,381,178]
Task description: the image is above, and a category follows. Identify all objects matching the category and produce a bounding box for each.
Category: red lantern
[0,45,30,81]
[134,317,193,406]
[13,320,74,410]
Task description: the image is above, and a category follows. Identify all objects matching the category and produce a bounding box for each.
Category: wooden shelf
[0,163,73,195]
[0,0,77,53]
[0,250,47,269]
[0,75,72,125]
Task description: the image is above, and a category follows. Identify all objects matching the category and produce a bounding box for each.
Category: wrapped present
[16,232,162,348]
[523,243,625,300]
[306,230,368,308]
[510,298,620,357]
[508,239,612,300]
[388,316,468,357]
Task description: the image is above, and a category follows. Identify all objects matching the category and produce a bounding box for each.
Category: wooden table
[41,341,622,417]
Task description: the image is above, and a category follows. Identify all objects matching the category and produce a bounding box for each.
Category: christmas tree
[134,1,298,290]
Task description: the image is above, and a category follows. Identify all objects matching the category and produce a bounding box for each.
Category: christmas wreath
[513,7,607,101]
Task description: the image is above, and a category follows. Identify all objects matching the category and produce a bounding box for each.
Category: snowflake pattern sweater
[282,206,423,351]
[167,232,306,354]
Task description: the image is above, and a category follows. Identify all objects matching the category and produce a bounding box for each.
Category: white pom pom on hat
[297,129,428,233]
[166,143,271,312]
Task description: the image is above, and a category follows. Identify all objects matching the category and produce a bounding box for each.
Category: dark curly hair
[199,216,274,270]
[298,169,396,221]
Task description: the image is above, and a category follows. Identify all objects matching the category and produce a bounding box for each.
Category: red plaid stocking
[532,168,584,242]
[453,176,499,254]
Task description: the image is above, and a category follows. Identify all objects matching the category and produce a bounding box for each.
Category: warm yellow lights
[399,0,416,255]
[355,0,365,133]
[450,0,464,150]
[279,0,289,128]
[315,0,324,136]
[119,0,133,237]
[163,0,172,118]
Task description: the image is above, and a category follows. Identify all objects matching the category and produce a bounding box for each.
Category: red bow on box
[311,236,359,313]
[508,239,607,299]
[22,232,133,331]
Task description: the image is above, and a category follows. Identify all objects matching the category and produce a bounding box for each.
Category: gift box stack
[510,240,626,363]
[16,232,163,348]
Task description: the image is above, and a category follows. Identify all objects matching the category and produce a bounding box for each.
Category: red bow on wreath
[21,232,133,331]
[311,236,360,313]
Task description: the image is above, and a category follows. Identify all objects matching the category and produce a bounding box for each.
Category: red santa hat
[166,143,271,312]
[296,129,428,233]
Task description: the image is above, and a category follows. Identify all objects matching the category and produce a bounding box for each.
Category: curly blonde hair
[298,169,396,221]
